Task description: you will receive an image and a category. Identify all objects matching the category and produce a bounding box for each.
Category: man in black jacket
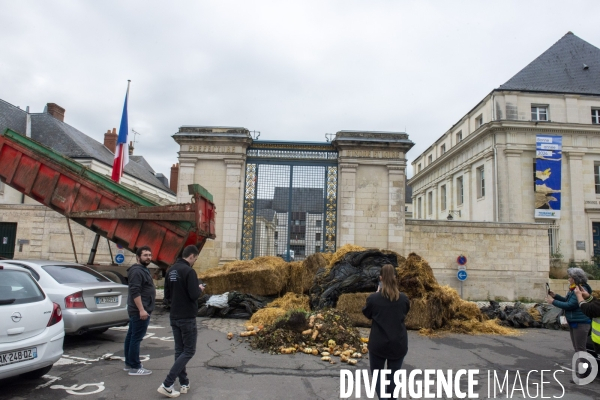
[158,245,205,398]
[125,245,156,376]
[574,286,600,354]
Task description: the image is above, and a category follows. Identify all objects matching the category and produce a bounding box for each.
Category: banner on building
[534,135,562,219]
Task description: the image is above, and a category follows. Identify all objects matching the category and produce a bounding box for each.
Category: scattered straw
[269,292,310,311]
[528,307,542,323]
[250,308,286,327]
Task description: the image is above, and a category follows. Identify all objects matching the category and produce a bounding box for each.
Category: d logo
[572,351,598,385]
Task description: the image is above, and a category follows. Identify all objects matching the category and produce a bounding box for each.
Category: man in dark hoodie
[124,245,156,376]
[157,245,204,398]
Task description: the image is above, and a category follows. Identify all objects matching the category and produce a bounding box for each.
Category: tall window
[477,166,485,198]
[476,115,483,127]
[441,144,446,154]
[595,165,600,194]
[315,233,321,241]
[315,220,322,227]
[427,191,433,215]
[428,154,433,165]
[456,131,463,143]
[441,185,447,211]
[457,176,464,205]
[417,163,422,172]
[592,109,600,124]
[418,197,422,218]
[531,105,548,121]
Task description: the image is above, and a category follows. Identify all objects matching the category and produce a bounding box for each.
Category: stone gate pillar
[333,131,414,254]
[173,127,252,272]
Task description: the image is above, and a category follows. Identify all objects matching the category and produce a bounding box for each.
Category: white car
[2,260,129,335]
[0,263,64,380]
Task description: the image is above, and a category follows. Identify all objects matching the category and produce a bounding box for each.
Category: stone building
[408,32,600,264]
[0,99,175,264]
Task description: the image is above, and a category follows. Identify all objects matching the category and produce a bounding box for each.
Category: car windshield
[42,265,111,284]
[0,270,45,305]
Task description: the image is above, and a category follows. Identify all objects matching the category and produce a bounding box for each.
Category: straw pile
[286,253,328,294]
[250,292,310,327]
[336,293,371,327]
[326,244,366,269]
[198,256,290,296]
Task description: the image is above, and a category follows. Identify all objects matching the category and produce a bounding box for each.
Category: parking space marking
[50,382,105,395]
[36,375,61,390]
[109,325,164,332]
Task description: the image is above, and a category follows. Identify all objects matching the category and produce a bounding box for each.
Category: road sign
[115,253,125,264]
[457,270,468,281]
[457,255,467,265]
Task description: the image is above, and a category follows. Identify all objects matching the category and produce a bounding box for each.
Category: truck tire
[102,271,126,284]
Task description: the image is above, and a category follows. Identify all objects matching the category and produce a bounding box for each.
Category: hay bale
[446,319,519,336]
[336,293,371,327]
[198,256,290,296]
[397,253,439,298]
[528,307,542,323]
[405,295,447,330]
[454,301,484,322]
[269,292,310,311]
[327,244,366,267]
[250,308,286,327]
[286,253,327,294]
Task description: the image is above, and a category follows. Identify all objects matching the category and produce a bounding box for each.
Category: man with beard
[124,245,156,376]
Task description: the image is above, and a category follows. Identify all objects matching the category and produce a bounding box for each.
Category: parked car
[278,250,295,261]
[0,263,64,380]
[2,260,129,335]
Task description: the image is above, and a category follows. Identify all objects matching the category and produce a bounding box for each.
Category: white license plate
[96,296,118,304]
[0,347,37,366]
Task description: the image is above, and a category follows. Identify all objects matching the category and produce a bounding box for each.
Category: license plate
[96,296,118,304]
[0,347,37,366]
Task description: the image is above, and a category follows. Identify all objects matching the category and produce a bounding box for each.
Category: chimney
[46,103,65,122]
[170,163,179,193]
[129,141,134,156]
[104,128,118,153]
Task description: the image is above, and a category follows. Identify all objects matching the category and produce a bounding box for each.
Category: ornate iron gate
[241,142,338,261]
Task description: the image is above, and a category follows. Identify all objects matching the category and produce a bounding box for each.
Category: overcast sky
[1,1,598,179]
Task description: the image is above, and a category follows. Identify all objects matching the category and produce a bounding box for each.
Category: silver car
[3,260,129,335]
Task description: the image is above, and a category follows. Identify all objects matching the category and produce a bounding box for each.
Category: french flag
[111,81,130,182]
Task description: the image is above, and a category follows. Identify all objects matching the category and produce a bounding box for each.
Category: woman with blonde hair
[362,264,410,400]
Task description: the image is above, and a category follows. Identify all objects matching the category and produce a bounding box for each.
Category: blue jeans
[369,352,405,400]
[124,313,151,369]
[163,318,197,387]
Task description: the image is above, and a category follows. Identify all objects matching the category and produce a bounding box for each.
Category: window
[42,265,110,284]
[592,109,600,124]
[315,246,321,253]
[417,163,422,172]
[274,231,278,240]
[457,176,464,205]
[315,220,322,227]
[456,131,463,143]
[476,115,483,127]
[428,155,433,165]
[418,197,422,218]
[0,270,45,305]
[441,185,446,211]
[441,144,446,154]
[595,165,600,194]
[427,192,433,215]
[477,166,485,198]
[315,233,321,241]
[531,105,548,121]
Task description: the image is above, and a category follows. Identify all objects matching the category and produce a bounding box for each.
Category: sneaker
[180,383,190,394]
[129,367,152,376]
[124,363,142,371]
[157,384,180,398]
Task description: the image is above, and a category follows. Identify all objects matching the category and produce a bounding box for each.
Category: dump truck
[0,128,216,283]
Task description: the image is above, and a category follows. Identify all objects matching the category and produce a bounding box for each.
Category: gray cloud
[1,0,598,178]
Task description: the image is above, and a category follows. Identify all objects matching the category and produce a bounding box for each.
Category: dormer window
[441,144,446,154]
[428,154,433,165]
[476,115,483,127]
[456,131,463,143]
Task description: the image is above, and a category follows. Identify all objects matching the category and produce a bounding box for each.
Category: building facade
[408,32,600,263]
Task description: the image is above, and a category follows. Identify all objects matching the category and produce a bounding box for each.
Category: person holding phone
[363,264,410,400]
[546,268,592,382]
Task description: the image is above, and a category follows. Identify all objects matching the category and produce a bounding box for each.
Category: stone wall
[405,219,550,301]
[0,204,134,265]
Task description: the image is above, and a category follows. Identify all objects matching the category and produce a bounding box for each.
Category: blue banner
[534,135,562,219]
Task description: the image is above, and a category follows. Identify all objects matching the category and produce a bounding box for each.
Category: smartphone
[546,283,550,294]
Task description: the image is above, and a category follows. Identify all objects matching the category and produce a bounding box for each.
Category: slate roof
[498,32,600,95]
[130,155,155,173]
[273,187,324,213]
[0,99,173,194]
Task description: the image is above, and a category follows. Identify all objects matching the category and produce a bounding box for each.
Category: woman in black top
[362,264,410,400]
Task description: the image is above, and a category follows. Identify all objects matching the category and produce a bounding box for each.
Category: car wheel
[102,271,126,284]
[21,364,53,380]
